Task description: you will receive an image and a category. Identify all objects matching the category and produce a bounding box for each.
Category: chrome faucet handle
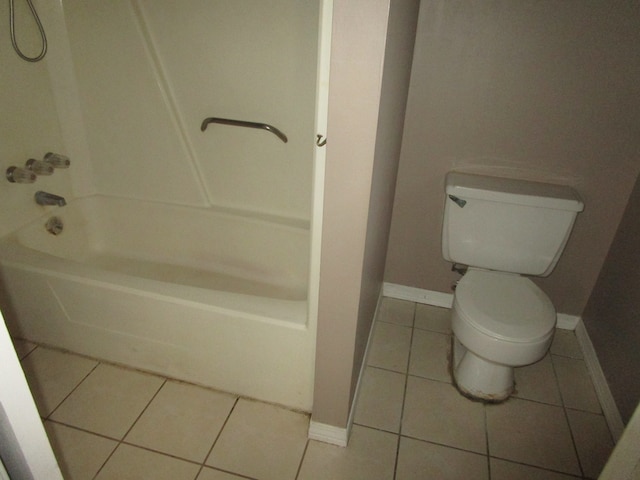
[6,166,36,183]
[26,158,54,175]
[44,152,70,168]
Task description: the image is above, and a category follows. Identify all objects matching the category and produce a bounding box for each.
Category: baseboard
[308,291,384,447]
[574,319,625,441]
[383,283,579,330]
[308,420,348,447]
[383,283,453,308]
[556,313,580,330]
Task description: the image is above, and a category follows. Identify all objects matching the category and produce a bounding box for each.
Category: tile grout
[368,299,607,480]
[45,358,101,421]
[19,298,610,480]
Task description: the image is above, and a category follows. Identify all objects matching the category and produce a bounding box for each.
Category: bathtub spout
[35,191,66,207]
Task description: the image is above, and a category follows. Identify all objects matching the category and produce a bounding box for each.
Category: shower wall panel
[0,1,72,238]
[63,0,318,220]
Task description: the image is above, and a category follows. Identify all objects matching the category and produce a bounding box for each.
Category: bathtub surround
[0,0,73,238]
[0,195,315,410]
[1,0,324,414]
[60,0,318,220]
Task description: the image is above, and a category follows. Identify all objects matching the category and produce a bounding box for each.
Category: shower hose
[9,0,47,62]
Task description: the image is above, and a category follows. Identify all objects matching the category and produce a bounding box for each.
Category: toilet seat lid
[454,270,556,342]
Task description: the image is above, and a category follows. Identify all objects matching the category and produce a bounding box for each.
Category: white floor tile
[367,322,412,372]
[95,444,199,480]
[21,347,98,417]
[490,458,580,480]
[414,304,451,334]
[206,399,309,480]
[11,338,37,359]
[552,355,601,413]
[551,330,583,359]
[402,376,486,454]
[377,298,415,327]
[567,409,615,479]
[125,380,237,462]
[513,354,562,406]
[396,436,488,480]
[353,367,406,433]
[486,398,581,475]
[196,468,248,480]
[408,329,451,382]
[18,297,613,480]
[50,364,164,439]
[44,421,117,480]
[298,425,397,480]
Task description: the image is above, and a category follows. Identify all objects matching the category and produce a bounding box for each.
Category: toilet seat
[455,270,556,343]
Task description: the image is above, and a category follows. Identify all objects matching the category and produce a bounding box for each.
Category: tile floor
[13,297,615,479]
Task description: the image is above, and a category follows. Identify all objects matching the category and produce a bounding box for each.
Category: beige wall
[386,1,640,315]
[583,173,640,424]
[313,0,419,428]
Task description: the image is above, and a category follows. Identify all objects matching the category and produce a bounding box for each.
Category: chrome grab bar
[200,117,288,143]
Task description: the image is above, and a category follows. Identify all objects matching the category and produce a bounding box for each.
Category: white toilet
[442,172,584,401]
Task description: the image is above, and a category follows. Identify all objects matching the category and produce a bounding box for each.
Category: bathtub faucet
[35,191,66,207]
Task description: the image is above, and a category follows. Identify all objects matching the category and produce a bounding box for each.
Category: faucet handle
[26,158,54,175]
[44,152,70,168]
[6,166,36,184]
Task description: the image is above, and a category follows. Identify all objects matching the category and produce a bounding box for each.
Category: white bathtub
[0,195,315,411]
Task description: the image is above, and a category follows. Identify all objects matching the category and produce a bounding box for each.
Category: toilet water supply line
[9,0,47,62]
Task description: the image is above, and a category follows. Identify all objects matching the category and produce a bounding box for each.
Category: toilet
[442,172,584,401]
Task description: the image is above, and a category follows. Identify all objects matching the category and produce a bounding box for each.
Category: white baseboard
[383,283,453,307]
[308,292,384,447]
[308,420,348,447]
[574,319,625,441]
[556,313,580,330]
[383,283,579,330]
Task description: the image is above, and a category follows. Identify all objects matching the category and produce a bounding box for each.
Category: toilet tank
[442,172,584,276]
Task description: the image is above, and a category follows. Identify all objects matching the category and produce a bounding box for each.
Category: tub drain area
[45,216,63,235]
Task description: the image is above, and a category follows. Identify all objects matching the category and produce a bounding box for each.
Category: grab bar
[200,117,288,143]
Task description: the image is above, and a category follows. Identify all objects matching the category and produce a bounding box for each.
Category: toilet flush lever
[448,195,467,208]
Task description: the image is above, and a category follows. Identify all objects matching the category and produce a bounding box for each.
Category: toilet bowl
[450,269,556,401]
[440,171,583,401]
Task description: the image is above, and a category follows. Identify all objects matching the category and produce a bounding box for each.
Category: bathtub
[0,195,315,411]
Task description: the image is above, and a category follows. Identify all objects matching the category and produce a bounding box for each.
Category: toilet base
[452,337,514,402]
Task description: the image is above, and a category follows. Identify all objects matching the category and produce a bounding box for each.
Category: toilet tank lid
[445,172,584,212]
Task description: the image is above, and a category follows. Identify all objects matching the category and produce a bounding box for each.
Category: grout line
[294,439,310,480]
[115,440,203,466]
[121,377,168,441]
[15,340,39,361]
[484,405,492,478]
[398,434,487,457]
[549,351,586,479]
[89,375,168,480]
[45,360,101,421]
[393,302,415,480]
[489,455,586,479]
[198,397,240,470]
[392,433,402,480]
